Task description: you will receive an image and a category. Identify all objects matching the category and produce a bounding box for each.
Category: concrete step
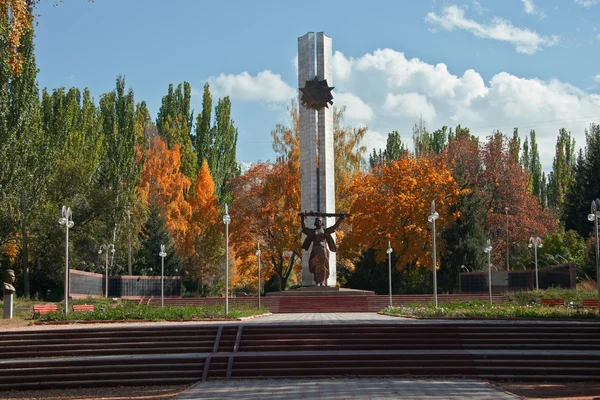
[0,377,198,391]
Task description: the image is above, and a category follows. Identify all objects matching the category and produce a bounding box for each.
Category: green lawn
[383,288,600,319]
[1,297,268,322]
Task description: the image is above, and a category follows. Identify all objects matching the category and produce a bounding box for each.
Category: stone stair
[2,321,599,390]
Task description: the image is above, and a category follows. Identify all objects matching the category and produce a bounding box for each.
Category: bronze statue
[2,269,15,295]
[300,212,346,286]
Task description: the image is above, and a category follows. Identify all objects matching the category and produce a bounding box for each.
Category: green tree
[208,96,240,202]
[564,124,600,238]
[509,128,521,164]
[548,128,576,213]
[98,77,142,270]
[529,130,543,201]
[369,130,407,169]
[134,206,182,276]
[156,82,197,178]
[195,83,212,164]
[430,126,448,154]
[412,119,429,157]
[0,14,44,296]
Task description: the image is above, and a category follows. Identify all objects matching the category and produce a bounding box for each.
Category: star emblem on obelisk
[299,76,334,110]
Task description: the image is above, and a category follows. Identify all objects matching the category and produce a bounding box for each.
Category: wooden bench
[32,304,58,316]
[541,298,565,307]
[583,299,598,308]
[72,304,94,312]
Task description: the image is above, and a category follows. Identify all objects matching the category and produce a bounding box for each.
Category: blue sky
[34,0,600,170]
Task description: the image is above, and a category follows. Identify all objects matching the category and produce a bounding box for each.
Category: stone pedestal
[3,293,13,319]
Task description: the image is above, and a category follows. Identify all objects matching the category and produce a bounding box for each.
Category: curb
[33,313,272,325]
[237,312,272,321]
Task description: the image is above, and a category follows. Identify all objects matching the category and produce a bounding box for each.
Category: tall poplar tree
[195,83,212,164]
[0,10,42,297]
[156,82,197,178]
[564,124,600,237]
[98,77,141,253]
[529,130,543,201]
[206,96,239,202]
[548,128,576,213]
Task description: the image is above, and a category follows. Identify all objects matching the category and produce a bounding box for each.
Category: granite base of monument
[266,286,374,296]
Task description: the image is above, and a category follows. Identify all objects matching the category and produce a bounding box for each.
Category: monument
[3,269,15,319]
[298,32,337,287]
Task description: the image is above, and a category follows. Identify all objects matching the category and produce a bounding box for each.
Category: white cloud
[335,92,373,125]
[327,49,600,172]
[594,74,600,83]
[333,51,353,81]
[522,0,535,14]
[425,5,558,54]
[521,0,545,17]
[209,70,296,102]
[574,0,600,7]
[383,93,437,121]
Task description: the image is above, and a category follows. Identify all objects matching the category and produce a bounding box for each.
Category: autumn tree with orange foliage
[184,160,223,287]
[229,162,302,291]
[138,137,192,245]
[1,0,34,75]
[138,137,223,288]
[344,155,461,272]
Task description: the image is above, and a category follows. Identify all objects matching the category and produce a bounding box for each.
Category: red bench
[541,298,565,307]
[72,304,94,312]
[32,304,58,315]
[583,299,598,308]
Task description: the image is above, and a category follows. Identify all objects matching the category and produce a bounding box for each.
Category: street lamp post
[223,204,231,316]
[505,207,510,271]
[58,206,74,314]
[98,244,115,298]
[159,244,167,308]
[483,239,493,305]
[256,242,261,309]
[528,237,543,290]
[387,240,393,308]
[428,200,440,311]
[587,199,600,310]
[126,209,132,275]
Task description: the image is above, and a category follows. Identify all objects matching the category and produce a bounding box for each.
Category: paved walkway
[244,312,405,324]
[175,378,519,399]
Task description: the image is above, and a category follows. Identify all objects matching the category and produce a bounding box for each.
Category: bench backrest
[540,298,565,307]
[33,305,58,315]
[582,299,598,307]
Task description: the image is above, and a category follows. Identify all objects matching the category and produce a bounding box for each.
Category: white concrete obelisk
[298,32,336,287]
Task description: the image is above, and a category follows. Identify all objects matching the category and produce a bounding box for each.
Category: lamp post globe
[428,201,440,311]
[223,204,231,316]
[528,237,543,290]
[256,243,261,309]
[159,244,167,308]
[588,199,600,311]
[484,239,493,305]
[387,241,393,308]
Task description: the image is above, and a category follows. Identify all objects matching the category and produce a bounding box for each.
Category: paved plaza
[175,378,519,399]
